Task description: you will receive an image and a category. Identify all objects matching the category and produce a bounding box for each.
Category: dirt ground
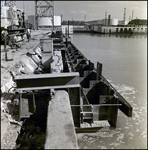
[1,29,48,149]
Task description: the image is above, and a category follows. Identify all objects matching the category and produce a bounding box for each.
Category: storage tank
[111,19,118,25]
[54,16,61,26]
[38,17,52,26]
[38,16,61,27]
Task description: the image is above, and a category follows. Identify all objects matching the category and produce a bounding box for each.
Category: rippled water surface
[71,33,147,149]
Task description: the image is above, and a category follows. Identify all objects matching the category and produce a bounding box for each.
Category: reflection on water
[73,32,147,39]
[77,82,147,149]
[72,33,147,149]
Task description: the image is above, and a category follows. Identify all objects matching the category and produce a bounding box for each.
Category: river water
[70,33,147,149]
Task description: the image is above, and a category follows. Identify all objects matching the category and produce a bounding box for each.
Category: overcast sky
[16,1,147,21]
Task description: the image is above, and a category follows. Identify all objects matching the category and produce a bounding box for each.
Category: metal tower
[4,0,16,7]
[35,0,54,30]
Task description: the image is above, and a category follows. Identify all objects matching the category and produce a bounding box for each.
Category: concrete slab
[45,90,78,149]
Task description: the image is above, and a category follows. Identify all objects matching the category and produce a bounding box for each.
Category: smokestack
[123,8,126,25]
[129,16,131,22]
[105,11,107,26]
[61,14,62,24]
[132,10,134,20]
[84,15,86,22]
[108,15,111,26]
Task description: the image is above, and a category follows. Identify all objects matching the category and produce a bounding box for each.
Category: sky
[15,1,147,21]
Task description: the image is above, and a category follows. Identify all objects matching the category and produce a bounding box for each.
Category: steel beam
[101,76,132,117]
[15,72,80,91]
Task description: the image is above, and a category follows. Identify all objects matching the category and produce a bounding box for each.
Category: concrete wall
[92,25,147,33]
[101,26,147,33]
[87,19,129,26]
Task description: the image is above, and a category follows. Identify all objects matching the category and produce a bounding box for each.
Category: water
[70,33,147,149]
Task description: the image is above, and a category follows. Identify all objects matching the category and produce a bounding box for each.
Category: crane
[35,0,54,31]
[1,1,26,44]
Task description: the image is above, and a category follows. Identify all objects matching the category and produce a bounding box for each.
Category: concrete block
[19,55,38,73]
[45,90,78,149]
[6,51,13,61]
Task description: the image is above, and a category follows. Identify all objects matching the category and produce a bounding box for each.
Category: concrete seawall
[45,90,78,149]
